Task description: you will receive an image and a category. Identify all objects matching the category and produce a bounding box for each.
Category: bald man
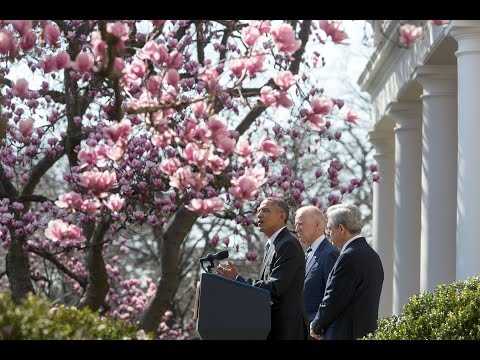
[295,206,339,334]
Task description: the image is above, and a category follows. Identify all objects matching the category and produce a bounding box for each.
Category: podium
[195,273,271,340]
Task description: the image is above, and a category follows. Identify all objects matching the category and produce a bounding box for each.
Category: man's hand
[309,326,324,340]
[216,260,239,280]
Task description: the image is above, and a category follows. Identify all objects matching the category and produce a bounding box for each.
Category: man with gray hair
[310,203,384,340]
[295,206,339,334]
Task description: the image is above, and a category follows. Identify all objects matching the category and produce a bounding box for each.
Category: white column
[414,66,457,292]
[388,101,422,315]
[368,129,395,318]
[451,22,480,281]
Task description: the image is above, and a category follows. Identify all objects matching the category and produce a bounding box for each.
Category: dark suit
[237,227,307,340]
[304,237,339,322]
[311,237,384,340]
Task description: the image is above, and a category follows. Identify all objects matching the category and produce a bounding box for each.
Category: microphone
[199,250,229,263]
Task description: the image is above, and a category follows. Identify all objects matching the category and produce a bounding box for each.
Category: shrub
[367,276,480,339]
[0,291,152,340]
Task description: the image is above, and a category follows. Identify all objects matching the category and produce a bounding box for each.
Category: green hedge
[368,276,480,340]
[0,291,151,340]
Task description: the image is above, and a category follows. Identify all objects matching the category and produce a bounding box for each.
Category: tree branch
[21,145,65,197]
[290,20,311,75]
[29,247,87,288]
[15,194,52,203]
[0,163,18,198]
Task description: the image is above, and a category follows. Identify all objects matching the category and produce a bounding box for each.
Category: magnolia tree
[0,19,442,337]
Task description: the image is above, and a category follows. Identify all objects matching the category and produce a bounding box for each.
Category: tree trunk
[139,206,199,332]
[6,233,35,303]
[78,216,111,311]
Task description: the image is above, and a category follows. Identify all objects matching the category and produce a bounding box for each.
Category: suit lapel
[305,239,327,278]
[259,228,286,278]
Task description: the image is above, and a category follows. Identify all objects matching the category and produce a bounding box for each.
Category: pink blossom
[106,144,126,162]
[114,57,124,73]
[11,20,32,36]
[188,172,209,191]
[164,68,180,86]
[151,131,173,148]
[77,170,117,194]
[103,193,125,213]
[276,91,293,108]
[208,154,229,174]
[250,20,271,34]
[159,158,182,176]
[107,21,129,42]
[146,75,161,94]
[344,109,359,125]
[273,71,297,91]
[270,23,301,55]
[186,197,224,215]
[78,146,107,167]
[245,51,266,75]
[207,115,228,139]
[55,192,84,210]
[210,235,220,247]
[242,26,261,47]
[13,78,29,99]
[91,31,106,61]
[0,29,14,55]
[20,31,36,51]
[259,139,285,157]
[399,24,423,48]
[130,59,147,78]
[42,55,57,73]
[244,166,267,185]
[81,198,102,212]
[183,143,209,167]
[319,21,349,44]
[230,57,246,77]
[245,251,258,261]
[55,51,71,69]
[45,219,85,244]
[74,52,94,73]
[190,101,207,118]
[169,166,193,190]
[198,67,219,93]
[18,119,34,137]
[260,86,278,106]
[168,50,183,69]
[140,41,168,64]
[311,96,334,115]
[234,137,252,158]
[43,23,60,45]
[327,194,340,205]
[103,119,131,145]
[214,135,236,155]
[302,113,326,130]
[229,167,266,202]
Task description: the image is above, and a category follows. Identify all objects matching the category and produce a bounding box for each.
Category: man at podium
[217,197,307,340]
